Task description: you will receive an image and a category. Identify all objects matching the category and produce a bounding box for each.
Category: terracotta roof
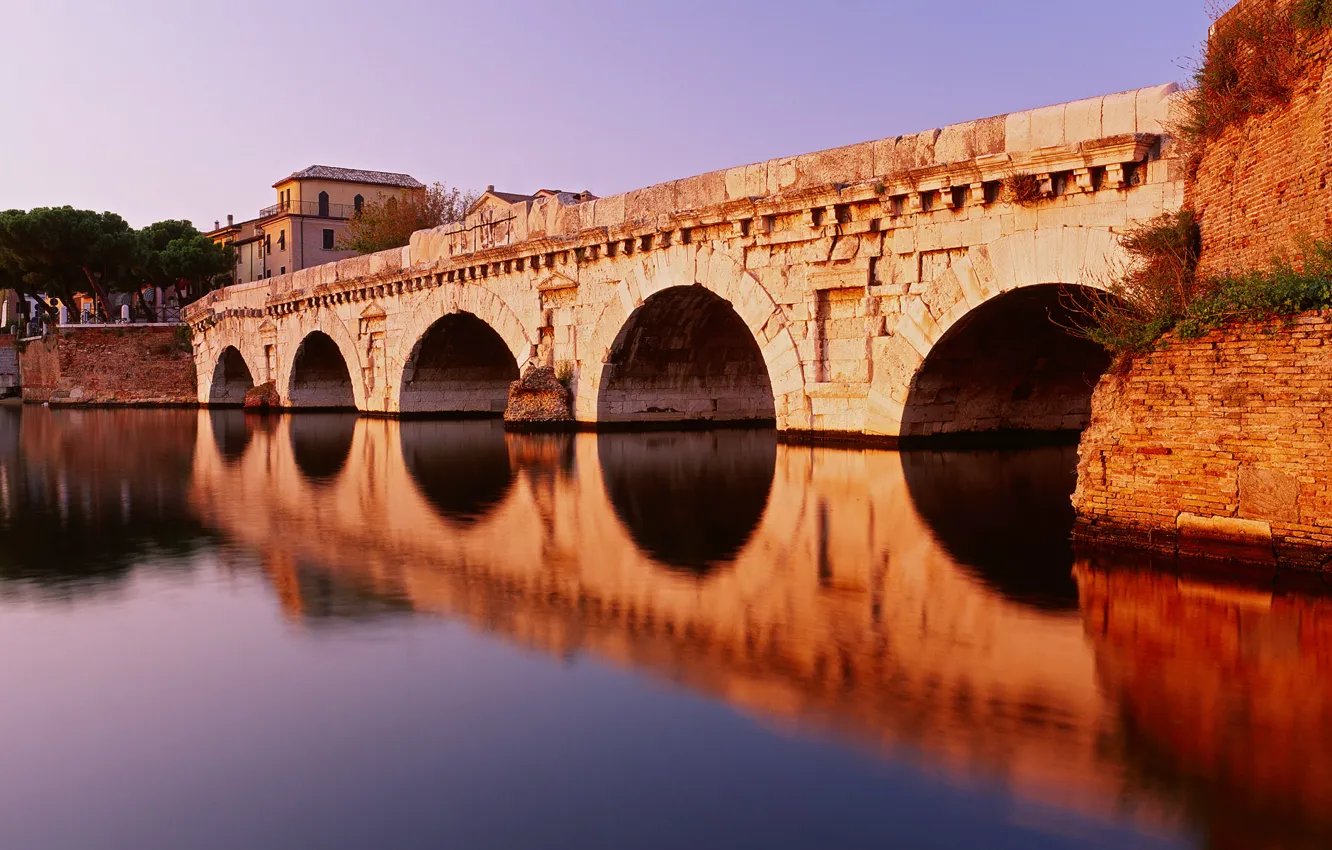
[274,165,425,189]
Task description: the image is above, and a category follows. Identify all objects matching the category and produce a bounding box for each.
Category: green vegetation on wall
[1070,211,1332,357]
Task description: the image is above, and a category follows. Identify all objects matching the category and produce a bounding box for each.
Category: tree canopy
[338,182,477,255]
[0,207,232,322]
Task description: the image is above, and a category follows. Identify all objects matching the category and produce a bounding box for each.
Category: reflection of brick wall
[1073,314,1332,567]
[1191,0,1332,274]
[19,328,197,405]
[1075,562,1332,836]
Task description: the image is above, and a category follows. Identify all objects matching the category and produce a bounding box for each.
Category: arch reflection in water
[289,413,358,483]
[597,429,777,574]
[901,445,1080,610]
[209,409,257,462]
[400,419,514,525]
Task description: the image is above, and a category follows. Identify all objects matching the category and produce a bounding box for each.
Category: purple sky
[2,0,1216,229]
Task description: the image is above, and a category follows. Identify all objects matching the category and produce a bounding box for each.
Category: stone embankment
[18,327,197,406]
[1073,0,1332,569]
[1073,315,1332,569]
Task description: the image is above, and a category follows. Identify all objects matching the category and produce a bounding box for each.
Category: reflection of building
[206,165,426,285]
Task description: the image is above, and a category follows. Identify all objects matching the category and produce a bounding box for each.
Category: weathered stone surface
[504,365,572,423]
[243,381,281,410]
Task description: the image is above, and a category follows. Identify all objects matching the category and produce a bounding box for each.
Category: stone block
[1063,96,1103,145]
[675,170,727,211]
[592,194,626,229]
[1101,89,1138,136]
[1028,103,1066,148]
[934,115,1006,164]
[1239,466,1301,522]
[725,163,765,200]
[1004,110,1032,153]
[1177,513,1276,564]
[790,142,875,189]
[1136,83,1180,135]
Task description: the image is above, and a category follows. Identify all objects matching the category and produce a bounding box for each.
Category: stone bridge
[186,84,1185,437]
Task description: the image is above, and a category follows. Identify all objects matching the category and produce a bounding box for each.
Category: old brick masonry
[19,328,198,405]
[1074,315,1332,568]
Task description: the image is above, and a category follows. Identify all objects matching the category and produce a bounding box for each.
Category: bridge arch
[866,227,1124,439]
[399,312,520,415]
[390,284,535,414]
[287,329,358,410]
[207,346,257,406]
[580,244,809,428]
[195,316,267,406]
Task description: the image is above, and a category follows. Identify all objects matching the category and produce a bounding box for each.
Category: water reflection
[209,408,255,462]
[902,446,1080,610]
[4,409,1332,848]
[289,412,358,482]
[400,419,513,524]
[597,430,776,574]
[0,408,205,594]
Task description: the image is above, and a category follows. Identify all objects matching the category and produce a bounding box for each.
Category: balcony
[258,199,358,220]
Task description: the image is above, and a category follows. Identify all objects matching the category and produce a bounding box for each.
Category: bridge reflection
[597,430,776,574]
[902,446,1081,611]
[186,415,1136,830]
[32,408,1312,849]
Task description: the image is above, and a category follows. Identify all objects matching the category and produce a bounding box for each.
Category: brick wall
[1073,314,1332,568]
[1191,0,1332,275]
[19,327,198,405]
[0,336,17,396]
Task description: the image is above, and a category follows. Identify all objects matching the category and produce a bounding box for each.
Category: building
[207,165,426,286]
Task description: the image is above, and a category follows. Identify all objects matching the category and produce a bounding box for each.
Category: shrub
[1175,240,1332,338]
[1176,1,1305,147]
[1294,0,1332,30]
[554,360,574,389]
[1066,210,1202,355]
[1006,172,1044,206]
[1068,214,1332,357]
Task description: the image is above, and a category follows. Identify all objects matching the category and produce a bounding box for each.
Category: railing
[258,199,358,220]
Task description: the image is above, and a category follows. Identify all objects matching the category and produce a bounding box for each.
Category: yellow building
[208,165,425,285]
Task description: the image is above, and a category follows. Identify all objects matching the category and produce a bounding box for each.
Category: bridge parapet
[188,84,1186,437]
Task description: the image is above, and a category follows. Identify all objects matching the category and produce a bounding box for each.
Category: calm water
[1,409,1330,850]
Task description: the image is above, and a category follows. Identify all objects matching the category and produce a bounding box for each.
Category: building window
[323,229,335,250]
[280,266,286,275]
[265,270,272,278]
[264,235,271,253]
[354,194,364,215]
[278,229,285,250]
[318,191,330,217]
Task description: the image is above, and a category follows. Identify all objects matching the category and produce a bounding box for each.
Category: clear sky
[1,0,1217,229]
